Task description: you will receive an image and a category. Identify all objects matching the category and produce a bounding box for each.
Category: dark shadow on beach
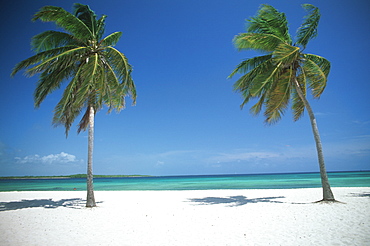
[0,198,103,211]
[188,195,285,207]
[348,192,370,198]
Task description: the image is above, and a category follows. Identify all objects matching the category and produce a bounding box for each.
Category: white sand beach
[0,187,369,246]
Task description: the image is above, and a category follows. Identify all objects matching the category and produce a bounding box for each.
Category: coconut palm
[11,4,136,207]
[229,4,335,201]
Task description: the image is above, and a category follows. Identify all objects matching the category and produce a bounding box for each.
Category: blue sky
[1,0,369,176]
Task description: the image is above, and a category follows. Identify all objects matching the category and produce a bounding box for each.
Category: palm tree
[11,4,136,207]
[229,4,335,201]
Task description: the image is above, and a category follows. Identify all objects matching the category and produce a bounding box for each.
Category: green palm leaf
[31,31,77,52]
[292,70,307,121]
[75,55,101,105]
[52,74,83,136]
[234,33,284,53]
[104,46,132,85]
[96,15,107,40]
[11,46,81,77]
[73,4,97,35]
[302,57,327,97]
[249,94,265,115]
[249,62,282,97]
[34,63,76,107]
[233,58,274,94]
[26,46,87,76]
[33,5,93,42]
[272,43,300,65]
[229,54,272,78]
[264,68,292,124]
[304,54,330,78]
[247,4,292,44]
[295,4,320,49]
[101,32,123,47]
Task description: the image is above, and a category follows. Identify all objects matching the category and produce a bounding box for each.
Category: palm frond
[73,4,97,36]
[233,33,284,53]
[234,61,283,116]
[77,106,92,134]
[11,46,78,77]
[96,63,107,109]
[96,15,107,40]
[233,58,274,93]
[97,64,116,112]
[121,71,137,105]
[304,54,330,78]
[247,4,292,44]
[292,71,307,121]
[33,5,92,42]
[301,57,327,97]
[26,46,87,76]
[295,4,320,49]
[34,63,76,107]
[228,54,271,78]
[102,56,120,87]
[52,75,84,136]
[249,94,265,115]
[75,54,101,106]
[272,43,300,65]
[264,68,292,124]
[101,32,122,47]
[104,46,132,85]
[249,62,282,97]
[31,31,78,52]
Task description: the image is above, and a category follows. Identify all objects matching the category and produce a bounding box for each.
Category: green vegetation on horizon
[0,174,151,179]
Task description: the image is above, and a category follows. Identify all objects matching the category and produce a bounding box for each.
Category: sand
[0,187,369,245]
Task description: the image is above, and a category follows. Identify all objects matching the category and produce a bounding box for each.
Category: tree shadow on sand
[0,198,103,211]
[188,195,285,207]
[348,192,370,198]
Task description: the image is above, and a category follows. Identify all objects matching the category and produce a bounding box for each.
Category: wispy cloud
[207,151,281,163]
[314,112,332,117]
[156,150,197,158]
[207,135,370,167]
[15,152,81,164]
[352,120,370,125]
[324,135,370,157]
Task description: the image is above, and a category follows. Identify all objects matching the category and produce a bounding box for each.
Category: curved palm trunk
[293,79,335,201]
[86,106,96,207]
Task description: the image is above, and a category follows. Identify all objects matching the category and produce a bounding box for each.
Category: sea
[0,171,369,192]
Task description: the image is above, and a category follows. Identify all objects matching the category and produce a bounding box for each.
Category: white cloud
[156,150,198,158]
[324,135,370,157]
[352,120,370,125]
[314,112,332,117]
[208,151,281,164]
[15,152,80,164]
[156,160,165,167]
[207,135,370,166]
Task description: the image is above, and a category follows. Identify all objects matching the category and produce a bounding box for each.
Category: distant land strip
[0,174,152,179]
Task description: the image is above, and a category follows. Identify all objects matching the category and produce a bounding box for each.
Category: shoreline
[1,187,369,245]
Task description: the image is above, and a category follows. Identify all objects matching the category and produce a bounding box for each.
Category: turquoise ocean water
[0,171,369,192]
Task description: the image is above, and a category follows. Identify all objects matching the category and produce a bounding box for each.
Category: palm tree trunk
[86,106,96,207]
[293,78,335,201]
